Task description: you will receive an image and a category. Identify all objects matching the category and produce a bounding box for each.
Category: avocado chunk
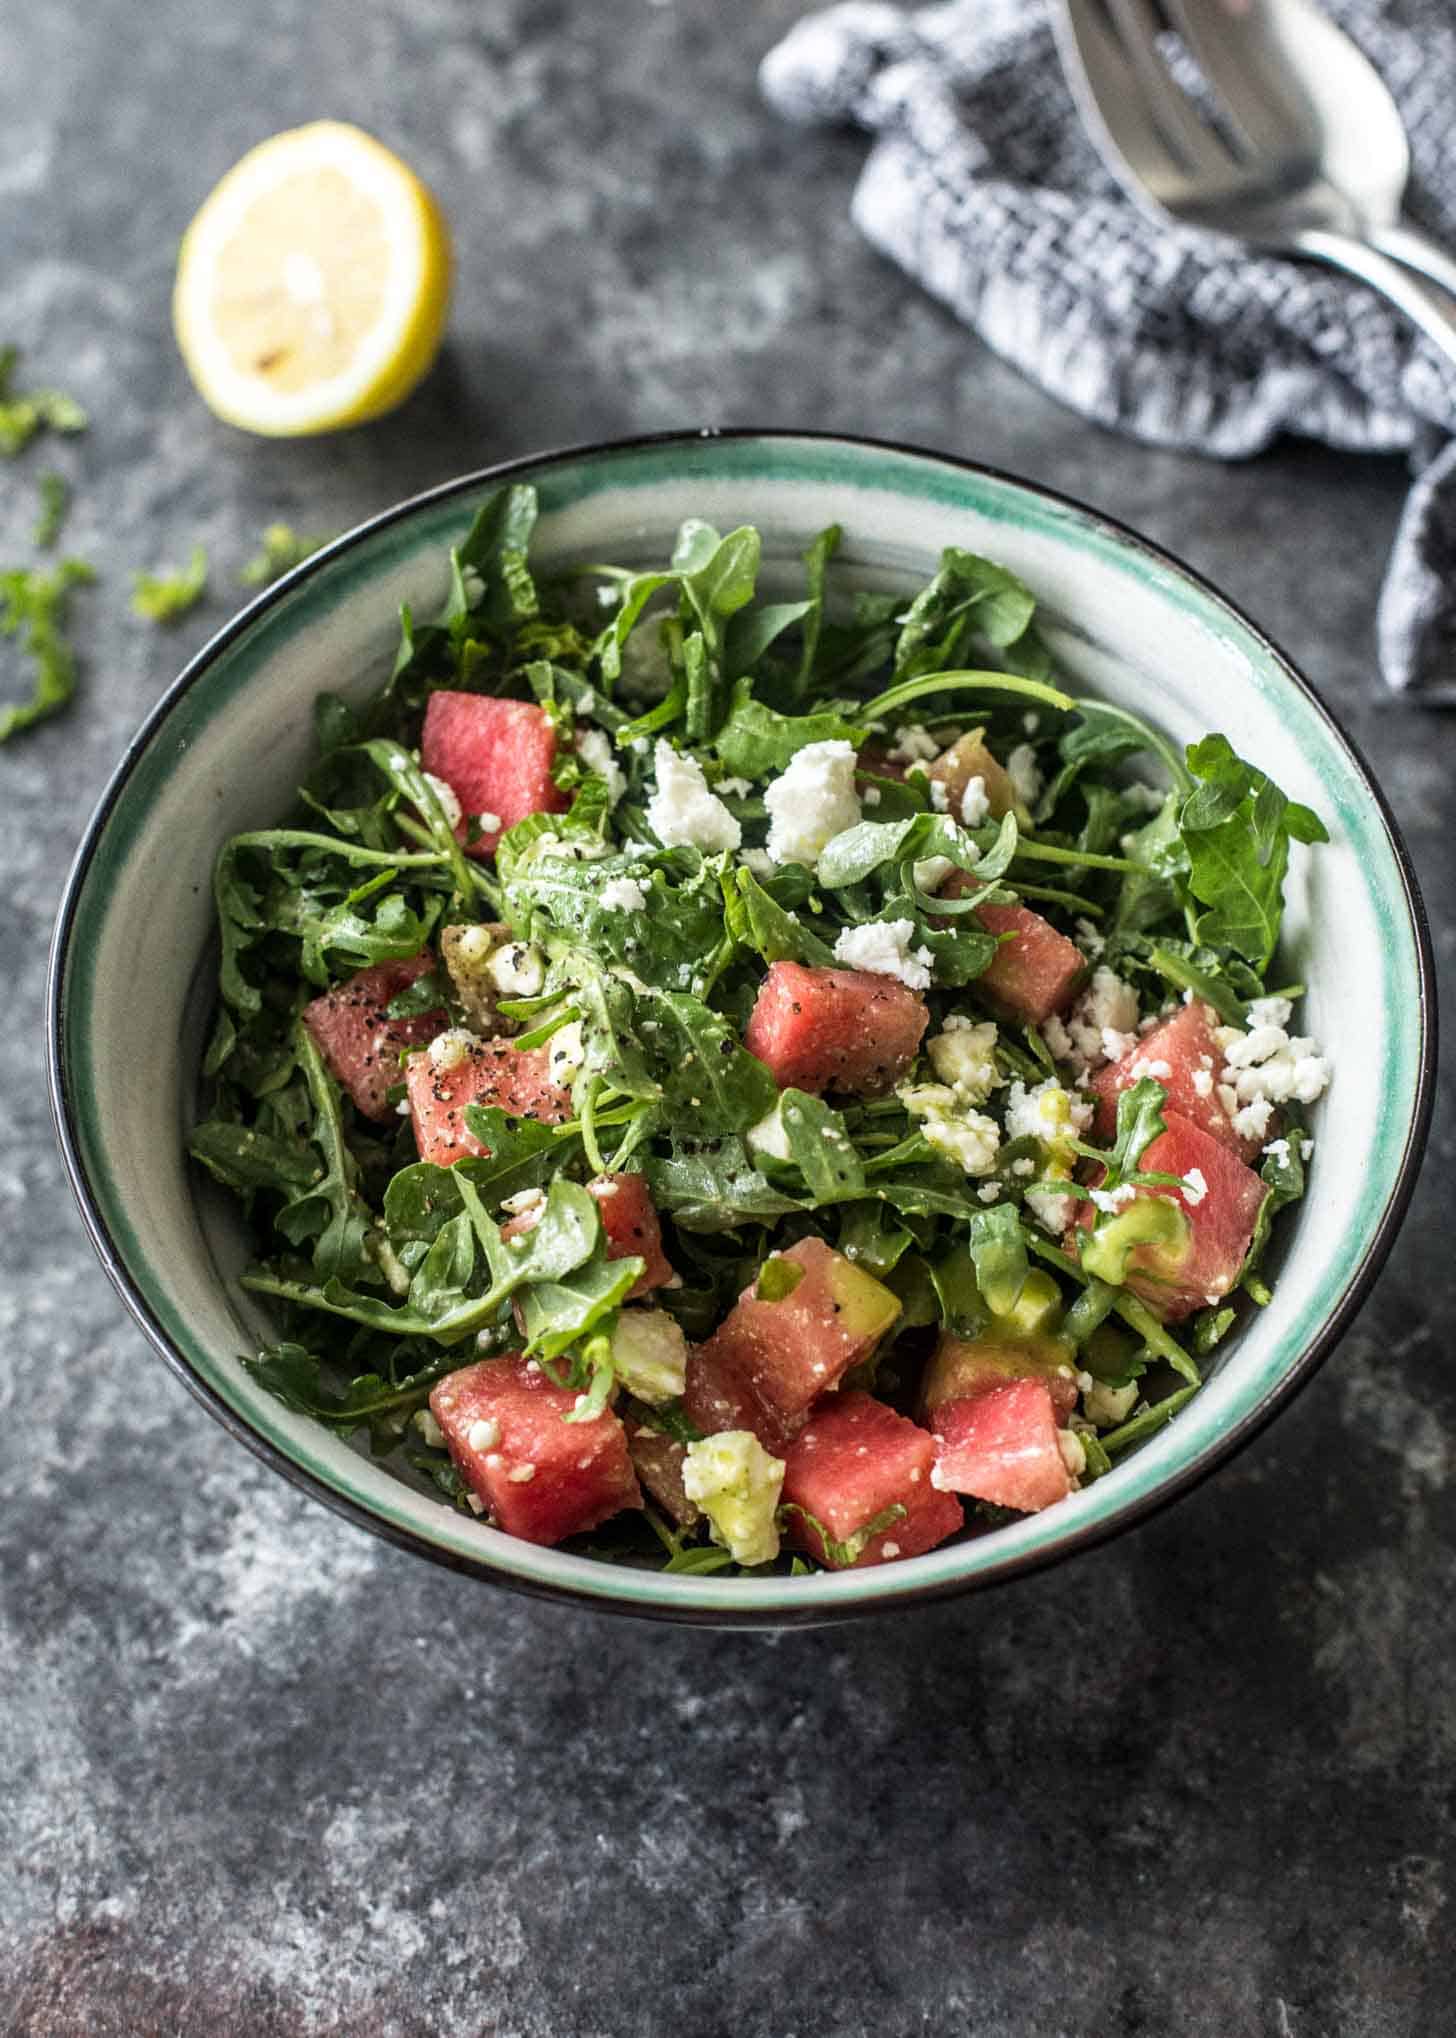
[1081,1196,1191,1286]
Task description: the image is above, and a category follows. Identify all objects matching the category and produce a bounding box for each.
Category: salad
[191,487,1331,1577]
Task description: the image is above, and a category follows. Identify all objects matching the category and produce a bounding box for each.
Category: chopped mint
[0,346,88,458]
[240,521,333,588]
[33,472,69,549]
[0,558,94,742]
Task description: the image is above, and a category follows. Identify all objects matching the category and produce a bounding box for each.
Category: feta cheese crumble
[487,942,546,999]
[577,728,626,807]
[421,771,463,832]
[466,1417,501,1454]
[832,917,934,990]
[959,774,991,826]
[427,1028,476,1072]
[1006,743,1043,808]
[1051,967,1141,1069]
[682,1432,786,1565]
[599,874,648,912]
[611,1309,688,1406]
[1004,1078,1093,1235]
[746,1102,793,1163]
[547,1020,586,1085]
[1181,1167,1209,1208]
[763,739,861,869]
[646,740,742,853]
[1214,1011,1332,1144]
[887,723,940,764]
[926,1019,1002,1104]
[899,1083,1001,1176]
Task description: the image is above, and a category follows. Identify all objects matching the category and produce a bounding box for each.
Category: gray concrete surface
[2,3,1452,2033]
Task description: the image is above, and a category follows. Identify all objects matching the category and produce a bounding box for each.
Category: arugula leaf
[0,557,93,741]
[454,483,540,632]
[241,1342,464,1454]
[517,1251,642,1362]
[644,1134,805,1231]
[779,1500,907,1568]
[189,1120,323,1199]
[965,1204,1030,1317]
[723,866,836,968]
[1177,736,1327,970]
[777,1091,866,1203]
[131,545,208,623]
[240,522,332,588]
[273,1026,373,1282]
[711,675,866,780]
[503,847,725,994]
[894,548,1038,681]
[793,522,841,696]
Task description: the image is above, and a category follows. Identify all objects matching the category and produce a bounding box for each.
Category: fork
[1054,0,1456,370]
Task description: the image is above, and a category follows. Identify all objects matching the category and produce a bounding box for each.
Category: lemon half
[173,122,452,437]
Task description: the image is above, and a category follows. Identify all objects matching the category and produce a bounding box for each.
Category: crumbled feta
[899,1083,1001,1176]
[1231,1096,1275,1142]
[880,1540,902,1559]
[1006,743,1043,808]
[1181,1167,1208,1208]
[1057,967,1141,1068]
[1084,1377,1139,1428]
[488,942,546,999]
[428,1028,476,1072]
[740,847,775,878]
[746,1103,793,1163]
[1123,782,1168,813]
[466,1417,502,1454]
[507,1462,537,1484]
[414,1408,446,1449]
[421,771,463,832]
[976,1183,1002,1203]
[928,779,950,813]
[451,923,495,969]
[499,1187,546,1219]
[1263,1137,1291,1166]
[718,775,752,798]
[1023,711,1041,735]
[477,811,501,835]
[1301,1138,1315,1162]
[1217,1014,1331,1116]
[1191,1067,1214,1098]
[1026,1185,1078,1235]
[599,874,648,912]
[927,1019,1002,1104]
[1247,994,1294,1030]
[547,1020,586,1086]
[960,774,991,826]
[577,728,626,807]
[1129,1057,1172,1082]
[682,1431,786,1565]
[1090,1183,1136,1214]
[1075,916,1106,959]
[833,918,934,990]
[912,854,956,894]
[1057,1429,1087,1479]
[646,740,742,853]
[887,723,940,764]
[763,739,860,869]
[611,1309,688,1406]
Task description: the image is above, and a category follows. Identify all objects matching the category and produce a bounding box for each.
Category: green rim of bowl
[47,430,1437,1625]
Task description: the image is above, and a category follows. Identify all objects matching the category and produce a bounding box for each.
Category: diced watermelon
[1069,1109,1267,1320]
[697,1237,901,1424]
[1090,1000,1260,1160]
[406,1037,570,1166]
[938,871,1085,1025]
[587,1174,676,1298]
[781,1392,964,1568]
[926,728,1022,820]
[931,1378,1073,1513]
[301,952,445,1122]
[421,692,568,860]
[429,1355,642,1545]
[681,1339,801,1457]
[625,1423,700,1528]
[920,1331,1080,1424]
[743,960,929,1097]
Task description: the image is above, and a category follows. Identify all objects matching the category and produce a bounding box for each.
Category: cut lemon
[173,122,452,437]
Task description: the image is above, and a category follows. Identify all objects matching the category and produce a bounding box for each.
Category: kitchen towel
[762,0,1456,699]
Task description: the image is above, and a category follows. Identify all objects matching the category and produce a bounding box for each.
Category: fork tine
[1160,0,1318,162]
[1102,0,1244,181]
[1055,0,1192,208]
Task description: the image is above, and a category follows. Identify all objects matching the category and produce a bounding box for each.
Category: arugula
[0,557,94,742]
[242,1342,467,1453]
[711,676,866,780]
[1176,735,1327,970]
[131,544,208,623]
[34,472,68,549]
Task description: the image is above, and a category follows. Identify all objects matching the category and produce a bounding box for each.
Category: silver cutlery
[1054,0,1456,369]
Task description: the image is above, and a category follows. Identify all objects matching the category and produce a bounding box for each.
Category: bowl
[48,430,1436,1626]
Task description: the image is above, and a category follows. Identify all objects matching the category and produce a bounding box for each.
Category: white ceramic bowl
[48,432,1436,1625]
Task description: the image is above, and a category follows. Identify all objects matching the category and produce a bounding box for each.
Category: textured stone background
[3,3,1453,2034]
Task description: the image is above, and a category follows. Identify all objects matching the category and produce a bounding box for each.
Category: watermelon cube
[625,1423,700,1529]
[1090,1000,1260,1160]
[743,960,929,1097]
[429,1355,642,1545]
[698,1237,901,1423]
[587,1174,676,1298]
[781,1392,964,1568]
[938,871,1085,1025]
[500,1172,676,1299]
[931,1378,1073,1513]
[421,692,567,860]
[926,728,1023,821]
[920,1331,1080,1424]
[681,1339,801,1457]
[406,1037,571,1166]
[1070,1109,1267,1320]
[301,952,446,1122]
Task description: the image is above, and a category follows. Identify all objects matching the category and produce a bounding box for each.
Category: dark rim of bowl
[46,427,1438,1628]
